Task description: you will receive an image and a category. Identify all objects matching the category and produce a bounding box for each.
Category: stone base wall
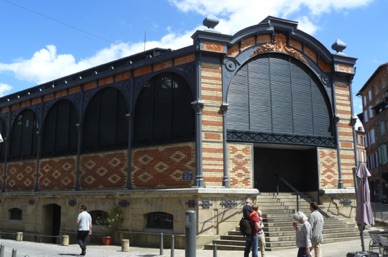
[0,188,259,248]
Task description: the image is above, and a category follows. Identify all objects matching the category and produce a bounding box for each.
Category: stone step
[205,192,357,251]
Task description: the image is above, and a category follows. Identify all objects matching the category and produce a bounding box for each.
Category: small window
[381,122,386,136]
[147,212,173,229]
[90,210,108,225]
[9,208,22,220]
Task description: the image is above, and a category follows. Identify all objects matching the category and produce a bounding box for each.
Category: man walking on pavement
[77,204,92,256]
[309,202,324,257]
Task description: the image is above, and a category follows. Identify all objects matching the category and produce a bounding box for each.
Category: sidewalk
[0,237,368,257]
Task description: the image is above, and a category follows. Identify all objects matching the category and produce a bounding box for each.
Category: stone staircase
[204,192,360,251]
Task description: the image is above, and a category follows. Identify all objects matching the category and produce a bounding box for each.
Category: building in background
[357,63,388,203]
[0,16,358,247]
[355,121,367,164]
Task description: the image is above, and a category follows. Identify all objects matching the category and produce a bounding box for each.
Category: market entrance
[254,145,318,193]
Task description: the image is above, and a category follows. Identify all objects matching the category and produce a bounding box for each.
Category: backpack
[239,217,252,236]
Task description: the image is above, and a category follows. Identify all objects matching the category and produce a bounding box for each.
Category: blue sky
[1,0,387,116]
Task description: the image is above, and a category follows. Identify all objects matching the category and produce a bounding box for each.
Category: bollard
[185,210,196,257]
[62,235,69,246]
[16,232,23,241]
[0,244,4,257]
[160,233,163,255]
[11,249,16,257]
[170,235,174,257]
[121,239,130,252]
[213,243,217,257]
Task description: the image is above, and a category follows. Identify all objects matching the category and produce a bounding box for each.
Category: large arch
[42,99,78,157]
[227,53,333,138]
[226,53,333,192]
[133,72,195,146]
[82,87,128,152]
[9,109,38,160]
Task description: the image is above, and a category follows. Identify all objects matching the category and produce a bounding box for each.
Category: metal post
[0,244,4,257]
[185,210,196,257]
[160,232,163,256]
[11,249,16,257]
[171,235,174,257]
[213,243,217,257]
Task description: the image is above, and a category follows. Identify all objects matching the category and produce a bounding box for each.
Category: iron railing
[275,175,331,218]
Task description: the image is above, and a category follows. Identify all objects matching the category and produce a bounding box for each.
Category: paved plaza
[0,237,371,257]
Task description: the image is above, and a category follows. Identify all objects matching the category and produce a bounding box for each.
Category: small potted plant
[96,206,124,245]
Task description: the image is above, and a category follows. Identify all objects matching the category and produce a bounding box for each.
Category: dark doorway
[43,204,61,243]
[254,146,318,192]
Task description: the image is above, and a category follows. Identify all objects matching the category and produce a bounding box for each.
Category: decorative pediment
[251,34,308,65]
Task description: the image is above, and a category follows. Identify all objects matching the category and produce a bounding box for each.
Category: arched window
[147,212,173,229]
[9,110,38,160]
[42,100,78,157]
[134,73,194,145]
[83,87,128,152]
[9,208,22,220]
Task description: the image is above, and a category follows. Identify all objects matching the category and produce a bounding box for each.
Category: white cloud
[0,0,373,88]
[0,83,12,97]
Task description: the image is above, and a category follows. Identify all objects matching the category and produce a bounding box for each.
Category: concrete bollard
[62,235,69,246]
[16,232,23,241]
[121,239,130,252]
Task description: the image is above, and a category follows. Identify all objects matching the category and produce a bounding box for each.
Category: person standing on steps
[243,205,260,257]
[252,205,266,257]
[243,198,260,257]
[77,205,92,256]
[309,202,324,257]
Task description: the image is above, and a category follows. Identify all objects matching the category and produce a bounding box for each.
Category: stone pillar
[16,232,23,241]
[62,235,69,246]
[121,239,130,252]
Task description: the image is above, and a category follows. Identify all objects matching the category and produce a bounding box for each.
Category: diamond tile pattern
[132,143,195,188]
[81,151,127,189]
[39,157,76,190]
[7,161,36,191]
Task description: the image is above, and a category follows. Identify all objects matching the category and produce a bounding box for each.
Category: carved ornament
[251,34,308,66]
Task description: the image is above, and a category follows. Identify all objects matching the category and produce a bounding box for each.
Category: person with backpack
[242,202,260,257]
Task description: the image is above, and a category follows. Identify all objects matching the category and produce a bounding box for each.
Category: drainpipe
[221,102,230,188]
[332,77,343,189]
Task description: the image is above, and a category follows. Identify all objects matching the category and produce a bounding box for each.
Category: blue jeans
[244,235,258,257]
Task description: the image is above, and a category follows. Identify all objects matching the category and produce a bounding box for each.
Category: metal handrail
[275,174,331,218]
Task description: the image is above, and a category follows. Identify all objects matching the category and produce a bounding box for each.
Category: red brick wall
[200,62,225,186]
[131,143,195,188]
[6,161,36,191]
[80,150,127,189]
[228,143,253,188]
[39,156,76,190]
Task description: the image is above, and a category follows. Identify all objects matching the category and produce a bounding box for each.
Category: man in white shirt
[77,205,92,256]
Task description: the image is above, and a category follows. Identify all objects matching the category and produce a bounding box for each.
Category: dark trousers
[77,230,89,253]
[297,247,312,257]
